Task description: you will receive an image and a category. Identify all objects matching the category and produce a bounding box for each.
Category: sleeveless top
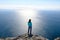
[28,22,32,27]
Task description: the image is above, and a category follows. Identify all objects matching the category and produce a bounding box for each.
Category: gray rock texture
[13,33,49,40]
[0,33,49,40]
[54,37,60,40]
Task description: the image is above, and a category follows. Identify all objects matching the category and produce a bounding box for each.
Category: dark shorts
[29,26,32,28]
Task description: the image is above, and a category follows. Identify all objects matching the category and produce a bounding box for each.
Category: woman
[28,19,32,35]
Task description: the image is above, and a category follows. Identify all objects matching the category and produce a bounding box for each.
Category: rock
[5,37,16,40]
[54,37,60,40]
[0,33,49,40]
[0,38,4,40]
[13,33,49,40]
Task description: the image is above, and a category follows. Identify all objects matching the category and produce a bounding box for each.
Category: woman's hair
[28,19,31,22]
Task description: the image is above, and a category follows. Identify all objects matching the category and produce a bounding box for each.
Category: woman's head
[29,19,31,22]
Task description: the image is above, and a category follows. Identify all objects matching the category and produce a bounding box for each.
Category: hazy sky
[0,0,60,10]
[0,0,60,5]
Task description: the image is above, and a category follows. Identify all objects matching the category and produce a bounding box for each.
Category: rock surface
[13,33,49,40]
[0,33,49,40]
[54,37,60,40]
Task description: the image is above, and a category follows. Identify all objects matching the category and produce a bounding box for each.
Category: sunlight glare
[20,8,36,19]
[16,8,38,34]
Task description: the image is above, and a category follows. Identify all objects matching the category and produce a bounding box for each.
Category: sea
[0,9,60,40]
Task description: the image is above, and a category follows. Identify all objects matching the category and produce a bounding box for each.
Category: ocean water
[0,10,60,40]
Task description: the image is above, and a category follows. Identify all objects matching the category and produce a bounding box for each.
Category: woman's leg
[28,27,29,34]
[30,27,32,35]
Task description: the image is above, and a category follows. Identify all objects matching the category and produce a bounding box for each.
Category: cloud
[0,4,60,10]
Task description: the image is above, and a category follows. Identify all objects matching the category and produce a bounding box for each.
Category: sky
[0,0,60,10]
[0,0,60,5]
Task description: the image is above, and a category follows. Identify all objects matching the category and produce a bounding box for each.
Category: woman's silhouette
[28,19,32,36]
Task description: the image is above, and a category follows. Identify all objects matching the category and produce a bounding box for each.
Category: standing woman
[28,19,32,35]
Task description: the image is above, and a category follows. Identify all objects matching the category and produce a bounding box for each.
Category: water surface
[0,10,60,40]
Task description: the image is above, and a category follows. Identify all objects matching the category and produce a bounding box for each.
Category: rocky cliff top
[12,33,49,40]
